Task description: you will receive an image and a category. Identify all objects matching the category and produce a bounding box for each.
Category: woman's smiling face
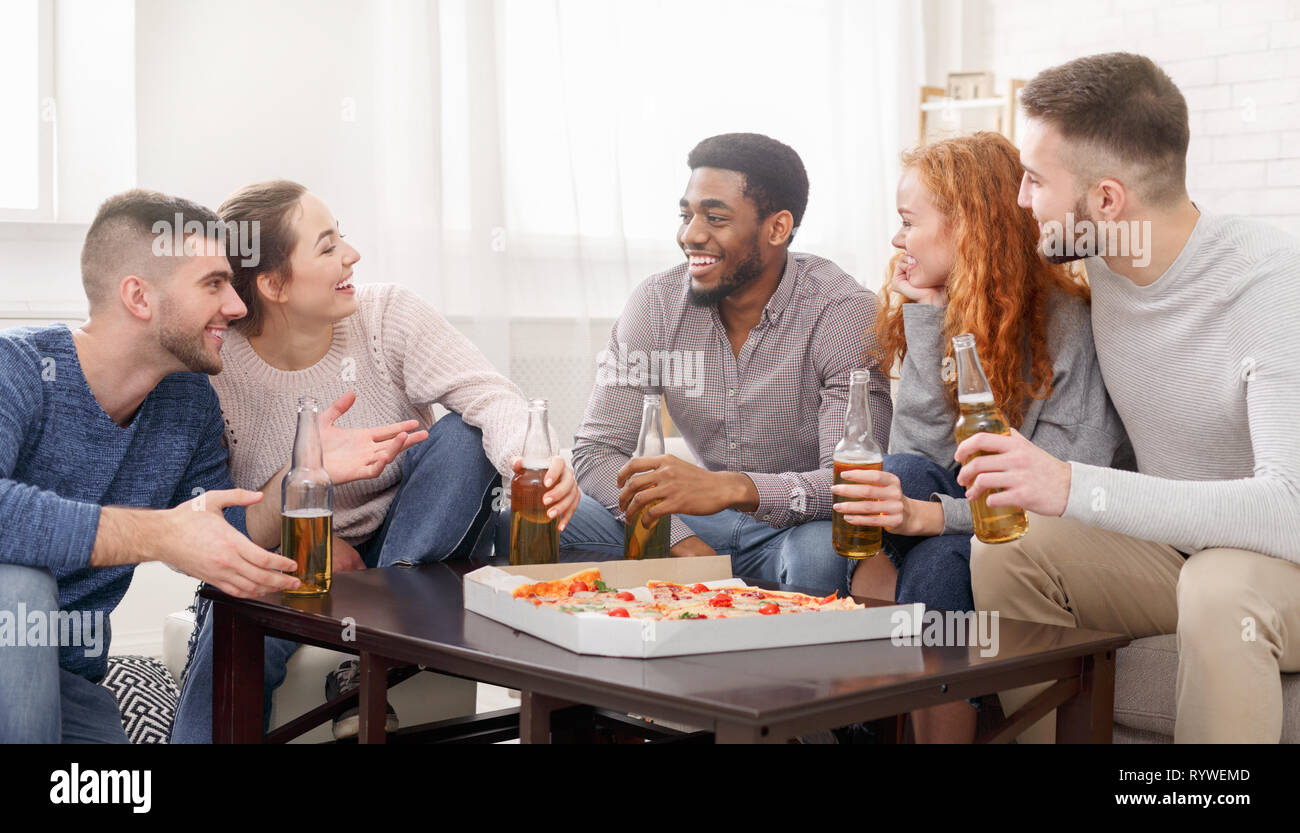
[891,166,955,290]
[272,193,362,325]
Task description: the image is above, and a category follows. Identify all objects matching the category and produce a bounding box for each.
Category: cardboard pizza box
[463,556,925,659]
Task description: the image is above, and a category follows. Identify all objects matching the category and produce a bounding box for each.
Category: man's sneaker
[325,659,398,740]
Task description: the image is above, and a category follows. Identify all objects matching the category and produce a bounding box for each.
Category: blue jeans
[0,564,128,744]
[170,413,501,744]
[880,453,974,614]
[561,499,849,595]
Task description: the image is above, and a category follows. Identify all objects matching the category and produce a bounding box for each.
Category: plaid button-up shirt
[573,251,892,546]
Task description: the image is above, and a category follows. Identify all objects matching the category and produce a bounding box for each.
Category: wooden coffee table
[206,558,1129,744]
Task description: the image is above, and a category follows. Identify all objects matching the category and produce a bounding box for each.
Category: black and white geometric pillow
[99,655,180,744]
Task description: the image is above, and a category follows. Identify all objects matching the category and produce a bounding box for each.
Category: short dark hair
[218,180,309,336]
[80,189,223,310]
[1021,52,1189,206]
[687,133,810,244]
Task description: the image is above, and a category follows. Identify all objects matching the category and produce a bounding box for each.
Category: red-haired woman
[834,132,1128,742]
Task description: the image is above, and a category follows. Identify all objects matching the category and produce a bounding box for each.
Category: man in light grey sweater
[960,53,1300,743]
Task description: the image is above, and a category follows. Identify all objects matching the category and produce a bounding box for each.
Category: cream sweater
[1065,214,1300,562]
[211,282,542,543]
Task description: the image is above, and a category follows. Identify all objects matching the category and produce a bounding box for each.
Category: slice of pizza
[511,568,605,600]
[549,599,667,619]
[671,586,861,617]
[645,581,754,603]
[646,580,697,603]
[815,597,860,611]
[748,588,843,606]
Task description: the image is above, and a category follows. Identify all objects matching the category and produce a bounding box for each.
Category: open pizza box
[463,556,925,659]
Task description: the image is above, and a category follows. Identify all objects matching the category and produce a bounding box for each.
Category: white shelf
[920,96,1008,112]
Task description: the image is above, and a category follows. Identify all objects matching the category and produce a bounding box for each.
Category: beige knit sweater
[210,282,544,543]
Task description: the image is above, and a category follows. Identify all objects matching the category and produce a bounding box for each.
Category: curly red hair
[874,132,1089,428]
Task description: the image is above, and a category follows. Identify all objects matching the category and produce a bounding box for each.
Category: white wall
[133,0,385,273]
[0,0,132,317]
[925,0,993,90]
[3,1,407,318]
[979,0,1300,239]
[0,221,87,317]
[55,0,136,222]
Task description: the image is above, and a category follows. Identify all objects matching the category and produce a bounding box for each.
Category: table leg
[519,692,573,744]
[358,651,395,745]
[1056,650,1116,744]
[212,602,264,744]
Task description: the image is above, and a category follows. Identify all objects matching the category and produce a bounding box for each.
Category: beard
[159,295,222,375]
[686,241,765,307]
[1042,194,1094,264]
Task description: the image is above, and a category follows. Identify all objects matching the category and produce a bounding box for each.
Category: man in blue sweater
[0,190,416,743]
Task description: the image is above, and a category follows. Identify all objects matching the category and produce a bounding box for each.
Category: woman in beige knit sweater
[209,181,582,567]
[174,180,590,742]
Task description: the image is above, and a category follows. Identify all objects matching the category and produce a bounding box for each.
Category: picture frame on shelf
[946,70,995,101]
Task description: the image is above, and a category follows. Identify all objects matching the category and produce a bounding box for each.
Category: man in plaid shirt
[570,133,892,594]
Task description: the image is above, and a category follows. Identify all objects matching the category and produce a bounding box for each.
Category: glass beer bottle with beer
[624,394,671,560]
[510,399,559,566]
[833,369,884,559]
[952,333,1029,543]
[282,396,333,596]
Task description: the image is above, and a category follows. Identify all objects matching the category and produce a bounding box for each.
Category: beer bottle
[624,394,671,559]
[510,399,559,566]
[952,333,1029,543]
[282,396,334,596]
[833,369,884,559]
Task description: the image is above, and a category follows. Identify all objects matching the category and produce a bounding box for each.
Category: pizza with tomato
[510,570,861,620]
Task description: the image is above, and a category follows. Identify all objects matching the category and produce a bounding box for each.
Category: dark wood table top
[203,557,1130,725]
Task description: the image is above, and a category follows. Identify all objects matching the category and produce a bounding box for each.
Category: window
[0,0,53,220]
[435,0,906,318]
[440,0,847,245]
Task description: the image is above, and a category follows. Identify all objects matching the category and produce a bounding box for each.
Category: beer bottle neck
[291,403,324,470]
[953,335,994,401]
[635,396,665,457]
[841,371,877,451]
[285,397,333,514]
[522,400,553,469]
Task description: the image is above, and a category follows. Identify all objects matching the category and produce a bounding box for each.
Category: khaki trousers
[971,513,1300,743]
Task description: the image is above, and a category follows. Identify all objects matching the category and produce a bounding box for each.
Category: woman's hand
[319,392,429,485]
[831,468,944,538]
[891,254,947,307]
[511,456,581,532]
[332,534,367,572]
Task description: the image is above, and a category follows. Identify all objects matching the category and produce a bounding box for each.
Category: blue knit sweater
[0,324,245,682]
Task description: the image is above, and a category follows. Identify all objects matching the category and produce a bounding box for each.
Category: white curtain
[365,0,924,442]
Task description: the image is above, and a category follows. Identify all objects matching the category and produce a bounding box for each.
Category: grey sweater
[889,292,1128,535]
[1064,213,1300,562]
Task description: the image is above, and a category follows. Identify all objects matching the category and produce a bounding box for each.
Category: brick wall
[979,0,1300,238]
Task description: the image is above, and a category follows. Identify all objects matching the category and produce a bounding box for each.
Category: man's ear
[766,209,795,248]
[1092,177,1128,222]
[119,275,154,322]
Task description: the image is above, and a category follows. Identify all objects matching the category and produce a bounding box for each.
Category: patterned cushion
[99,655,180,744]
